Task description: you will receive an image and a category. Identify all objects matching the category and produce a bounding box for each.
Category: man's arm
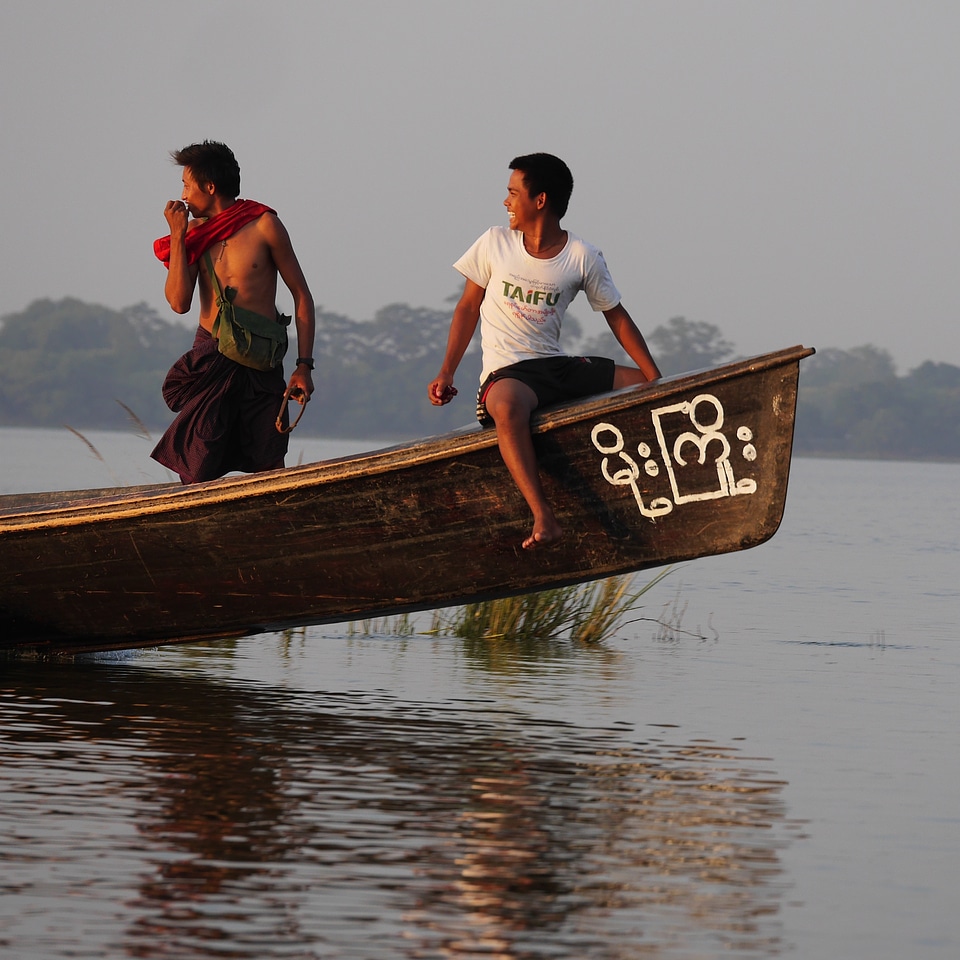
[261,215,316,398]
[428,278,486,405]
[603,303,662,381]
[163,201,200,314]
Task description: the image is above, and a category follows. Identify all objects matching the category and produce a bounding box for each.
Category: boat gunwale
[0,345,812,531]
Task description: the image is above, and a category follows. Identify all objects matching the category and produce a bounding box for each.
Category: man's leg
[613,365,653,389]
[236,371,290,474]
[484,378,563,550]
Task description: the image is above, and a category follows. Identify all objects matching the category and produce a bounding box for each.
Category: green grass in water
[429,568,671,644]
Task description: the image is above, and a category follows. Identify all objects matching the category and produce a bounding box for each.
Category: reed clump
[429,568,671,644]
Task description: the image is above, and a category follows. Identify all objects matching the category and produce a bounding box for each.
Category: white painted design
[590,423,674,518]
[636,441,660,476]
[737,426,757,461]
[592,393,759,519]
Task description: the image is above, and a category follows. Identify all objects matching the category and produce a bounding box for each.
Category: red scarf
[153,199,276,267]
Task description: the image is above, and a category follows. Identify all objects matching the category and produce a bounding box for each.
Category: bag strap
[202,249,224,303]
[203,249,228,339]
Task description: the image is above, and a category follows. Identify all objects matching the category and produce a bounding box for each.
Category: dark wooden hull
[0,346,813,655]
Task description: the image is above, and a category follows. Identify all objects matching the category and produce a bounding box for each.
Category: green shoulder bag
[204,249,290,371]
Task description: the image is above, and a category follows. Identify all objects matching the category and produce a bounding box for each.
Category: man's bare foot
[522,521,563,550]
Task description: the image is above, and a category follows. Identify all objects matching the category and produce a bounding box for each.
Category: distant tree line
[0,299,191,433]
[1,298,958,461]
[795,345,960,459]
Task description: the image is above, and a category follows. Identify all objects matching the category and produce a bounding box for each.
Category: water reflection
[457,631,625,677]
[1,656,796,959]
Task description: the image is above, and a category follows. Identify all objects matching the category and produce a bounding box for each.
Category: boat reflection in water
[2,649,799,958]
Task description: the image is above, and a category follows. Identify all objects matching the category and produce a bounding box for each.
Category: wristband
[295,357,315,370]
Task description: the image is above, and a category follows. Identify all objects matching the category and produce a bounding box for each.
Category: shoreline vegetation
[2,298,958,462]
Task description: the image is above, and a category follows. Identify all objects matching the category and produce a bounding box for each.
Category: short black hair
[170,140,241,199]
[509,153,574,218]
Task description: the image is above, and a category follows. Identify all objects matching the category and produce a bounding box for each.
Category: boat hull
[0,346,813,654]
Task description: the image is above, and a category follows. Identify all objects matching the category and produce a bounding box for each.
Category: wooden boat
[0,345,813,656]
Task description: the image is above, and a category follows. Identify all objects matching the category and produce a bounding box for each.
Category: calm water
[1,427,958,959]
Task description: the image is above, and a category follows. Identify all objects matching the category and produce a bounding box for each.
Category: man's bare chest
[206,227,273,290]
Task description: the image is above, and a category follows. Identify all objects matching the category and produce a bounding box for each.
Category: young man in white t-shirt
[428,153,661,550]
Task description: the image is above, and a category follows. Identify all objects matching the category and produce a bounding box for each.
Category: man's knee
[612,365,651,389]
[485,379,538,420]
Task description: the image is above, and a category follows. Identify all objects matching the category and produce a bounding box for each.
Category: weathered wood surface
[0,346,813,655]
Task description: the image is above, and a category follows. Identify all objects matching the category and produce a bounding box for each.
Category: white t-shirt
[454,226,622,382]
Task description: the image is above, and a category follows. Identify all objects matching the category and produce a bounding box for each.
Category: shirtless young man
[428,153,661,550]
[151,141,316,484]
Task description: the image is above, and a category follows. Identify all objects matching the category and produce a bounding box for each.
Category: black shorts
[476,355,616,426]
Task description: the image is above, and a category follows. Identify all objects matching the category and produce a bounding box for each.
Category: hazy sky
[2,0,957,372]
